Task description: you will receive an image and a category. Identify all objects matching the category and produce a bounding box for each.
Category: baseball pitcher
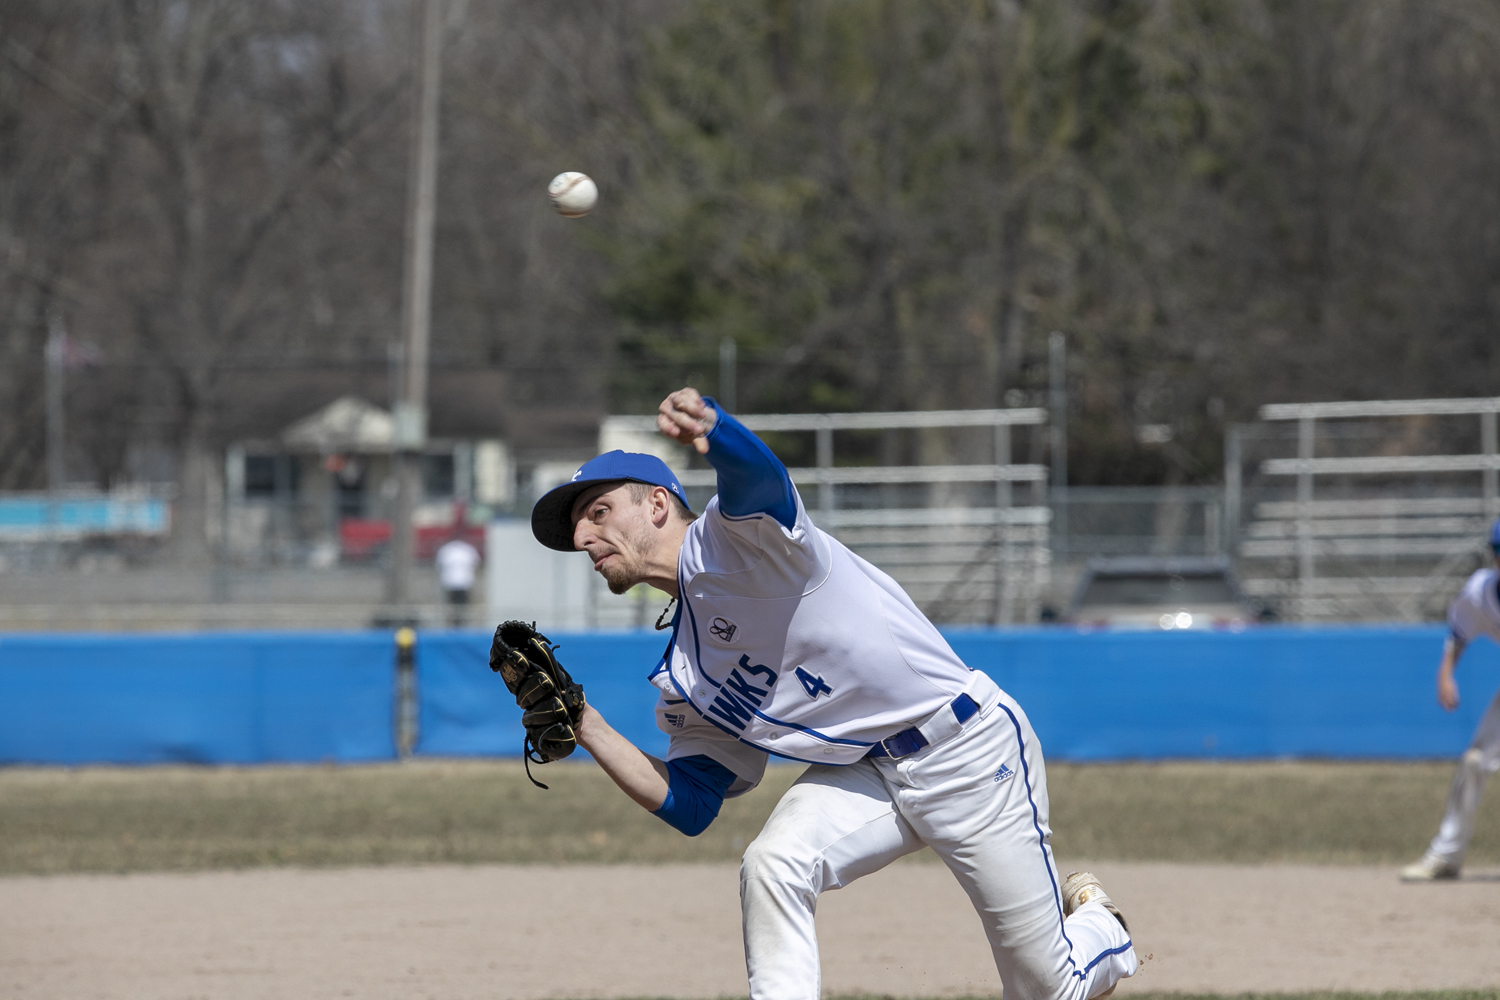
[495,388,1137,1000]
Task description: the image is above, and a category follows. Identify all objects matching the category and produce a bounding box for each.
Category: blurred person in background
[436,532,481,628]
[1402,519,1500,881]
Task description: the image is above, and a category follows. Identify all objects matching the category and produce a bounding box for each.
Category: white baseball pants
[1428,687,1500,865]
[740,684,1136,1000]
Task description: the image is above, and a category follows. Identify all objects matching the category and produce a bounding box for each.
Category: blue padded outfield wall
[945,626,1500,760]
[414,630,673,758]
[2,626,1498,765]
[417,626,1500,762]
[0,632,395,764]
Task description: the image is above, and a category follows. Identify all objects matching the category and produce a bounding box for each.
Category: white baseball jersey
[649,482,983,785]
[1447,568,1500,645]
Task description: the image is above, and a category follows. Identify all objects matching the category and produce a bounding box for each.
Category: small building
[225,396,512,566]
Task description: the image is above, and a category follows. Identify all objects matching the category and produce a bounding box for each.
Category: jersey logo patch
[993,763,1014,783]
[794,666,833,699]
[664,713,686,729]
[705,655,777,732]
[709,617,739,642]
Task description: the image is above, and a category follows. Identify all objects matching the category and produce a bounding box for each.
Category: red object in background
[339,518,486,562]
[418,523,486,560]
[339,519,389,561]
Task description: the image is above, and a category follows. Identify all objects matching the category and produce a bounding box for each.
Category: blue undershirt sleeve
[651,753,736,837]
[700,397,797,529]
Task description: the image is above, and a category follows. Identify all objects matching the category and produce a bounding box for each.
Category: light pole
[386,0,444,617]
[45,312,66,550]
[718,337,737,413]
[1048,331,1067,557]
[45,312,66,494]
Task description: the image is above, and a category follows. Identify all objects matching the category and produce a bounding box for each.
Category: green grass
[1,759,1497,875]
[811,995,1500,1000]
[599,996,1500,1000]
[0,759,801,873]
[1045,759,1500,864]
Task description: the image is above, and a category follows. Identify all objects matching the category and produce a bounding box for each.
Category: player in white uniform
[435,534,481,627]
[1401,520,1500,881]
[529,389,1136,999]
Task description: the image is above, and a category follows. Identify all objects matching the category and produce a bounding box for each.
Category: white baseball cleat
[1062,871,1132,999]
[1061,870,1130,933]
[1400,853,1461,881]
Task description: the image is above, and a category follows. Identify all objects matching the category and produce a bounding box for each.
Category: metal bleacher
[601,408,1052,625]
[1232,397,1500,621]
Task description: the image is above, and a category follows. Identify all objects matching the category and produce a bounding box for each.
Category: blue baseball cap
[530,450,691,551]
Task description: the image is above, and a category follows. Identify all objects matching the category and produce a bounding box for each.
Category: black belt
[865,692,980,759]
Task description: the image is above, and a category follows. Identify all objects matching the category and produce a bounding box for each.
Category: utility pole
[386,0,444,615]
[45,313,66,493]
[45,312,66,547]
[1048,332,1067,557]
[718,337,737,413]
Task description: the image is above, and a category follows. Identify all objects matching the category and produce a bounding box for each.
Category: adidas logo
[993,763,1015,783]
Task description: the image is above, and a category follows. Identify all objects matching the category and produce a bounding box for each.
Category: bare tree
[84,0,407,561]
[8,0,1500,524]
[0,4,139,489]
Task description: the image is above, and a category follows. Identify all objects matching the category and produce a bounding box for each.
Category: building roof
[281,396,394,452]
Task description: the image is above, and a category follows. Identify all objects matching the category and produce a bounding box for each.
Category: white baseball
[548,171,598,217]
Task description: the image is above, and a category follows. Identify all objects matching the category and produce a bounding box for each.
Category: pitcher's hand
[1438,671,1459,711]
[657,387,718,455]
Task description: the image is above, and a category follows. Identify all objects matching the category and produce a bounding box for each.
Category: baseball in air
[548,171,598,217]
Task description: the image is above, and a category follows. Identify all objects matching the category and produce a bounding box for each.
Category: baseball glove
[489,621,586,788]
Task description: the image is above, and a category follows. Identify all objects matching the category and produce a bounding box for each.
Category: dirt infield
[3,861,1498,999]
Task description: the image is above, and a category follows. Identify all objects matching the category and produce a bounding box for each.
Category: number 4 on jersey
[794,666,833,699]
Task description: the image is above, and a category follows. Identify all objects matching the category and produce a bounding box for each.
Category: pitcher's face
[571,483,658,594]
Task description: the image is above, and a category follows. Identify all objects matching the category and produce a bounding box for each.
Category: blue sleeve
[700,397,797,529]
[651,753,736,837]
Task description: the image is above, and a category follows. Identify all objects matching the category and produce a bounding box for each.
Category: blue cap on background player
[1490,517,1500,552]
[531,450,692,551]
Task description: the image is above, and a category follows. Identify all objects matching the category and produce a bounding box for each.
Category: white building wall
[484,519,593,630]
